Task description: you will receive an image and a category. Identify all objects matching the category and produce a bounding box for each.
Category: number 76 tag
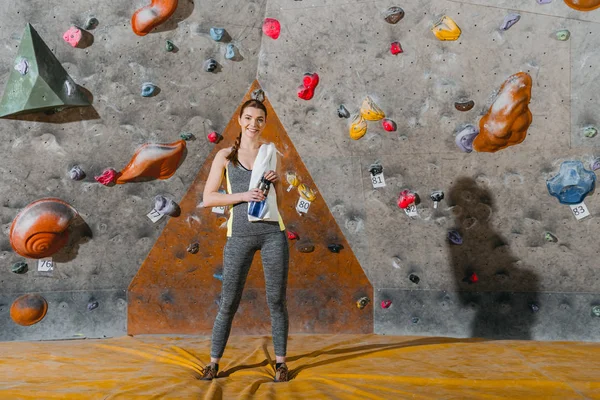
[569,202,590,220]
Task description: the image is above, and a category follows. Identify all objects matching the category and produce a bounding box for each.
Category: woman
[200,99,290,382]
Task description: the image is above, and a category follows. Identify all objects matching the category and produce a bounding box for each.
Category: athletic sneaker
[200,363,218,381]
[274,363,289,382]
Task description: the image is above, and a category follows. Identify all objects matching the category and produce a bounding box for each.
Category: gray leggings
[210,231,289,358]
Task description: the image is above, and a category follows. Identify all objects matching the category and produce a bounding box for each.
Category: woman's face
[238,106,266,140]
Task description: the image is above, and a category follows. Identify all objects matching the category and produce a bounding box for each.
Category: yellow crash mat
[0,334,599,399]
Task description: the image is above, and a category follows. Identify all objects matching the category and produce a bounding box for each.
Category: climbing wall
[2,0,600,341]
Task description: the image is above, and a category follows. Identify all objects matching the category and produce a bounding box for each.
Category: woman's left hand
[264,170,278,183]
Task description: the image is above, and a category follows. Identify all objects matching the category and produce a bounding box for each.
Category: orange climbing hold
[9,198,78,259]
[115,140,186,183]
[564,0,600,11]
[10,294,48,326]
[472,72,532,153]
[132,0,179,36]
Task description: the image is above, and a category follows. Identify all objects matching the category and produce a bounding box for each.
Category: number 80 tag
[296,197,312,214]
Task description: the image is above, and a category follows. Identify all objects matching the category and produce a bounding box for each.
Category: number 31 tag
[569,202,590,220]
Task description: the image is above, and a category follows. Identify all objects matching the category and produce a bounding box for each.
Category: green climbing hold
[180,132,194,140]
[0,24,91,118]
[166,40,175,52]
[584,126,598,138]
[592,305,600,317]
[544,232,558,242]
[555,30,570,41]
[11,261,28,274]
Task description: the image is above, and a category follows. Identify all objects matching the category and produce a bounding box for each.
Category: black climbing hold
[411,316,419,324]
[409,273,420,284]
[84,17,99,30]
[204,58,218,73]
[187,242,200,254]
[251,89,265,102]
[356,296,370,309]
[368,162,383,176]
[11,261,28,274]
[384,7,405,24]
[337,104,350,118]
[297,243,315,253]
[528,302,540,313]
[327,244,343,253]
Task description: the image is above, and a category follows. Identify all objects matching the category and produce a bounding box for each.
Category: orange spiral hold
[10,294,48,326]
[9,198,78,259]
[132,0,179,36]
[115,140,186,184]
[564,0,600,11]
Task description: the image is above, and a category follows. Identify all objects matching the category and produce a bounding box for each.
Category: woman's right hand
[241,188,266,203]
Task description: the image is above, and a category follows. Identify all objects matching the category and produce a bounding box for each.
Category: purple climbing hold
[154,195,178,216]
[592,158,600,171]
[69,165,86,180]
[448,230,463,245]
[455,125,479,153]
[15,58,29,75]
[537,0,552,3]
[500,13,521,31]
[87,301,99,311]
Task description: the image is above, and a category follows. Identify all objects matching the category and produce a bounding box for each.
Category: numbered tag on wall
[37,258,54,272]
[212,205,226,214]
[569,202,590,220]
[296,197,312,214]
[404,203,418,217]
[147,208,164,223]
[371,172,386,188]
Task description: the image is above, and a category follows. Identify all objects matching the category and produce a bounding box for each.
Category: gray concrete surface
[2,0,600,341]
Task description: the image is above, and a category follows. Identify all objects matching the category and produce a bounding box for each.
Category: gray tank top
[226,161,283,237]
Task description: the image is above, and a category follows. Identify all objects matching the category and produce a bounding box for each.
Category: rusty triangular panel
[128,80,373,335]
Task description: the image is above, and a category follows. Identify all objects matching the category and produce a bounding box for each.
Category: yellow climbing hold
[359,96,385,121]
[432,16,461,41]
[286,172,300,192]
[349,114,368,140]
[298,183,317,202]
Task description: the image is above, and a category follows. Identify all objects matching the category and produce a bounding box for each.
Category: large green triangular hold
[0,24,90,118]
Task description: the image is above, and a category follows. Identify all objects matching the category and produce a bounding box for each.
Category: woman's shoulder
[216,146,234,158]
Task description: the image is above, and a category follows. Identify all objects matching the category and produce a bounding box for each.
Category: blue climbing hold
[210,27,225,41]
[225,43,236,60]
[141,83,157,97]
[547,161,596,205]
[213,273,223,282]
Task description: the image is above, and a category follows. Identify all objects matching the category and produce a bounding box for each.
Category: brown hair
[226,99,268,166]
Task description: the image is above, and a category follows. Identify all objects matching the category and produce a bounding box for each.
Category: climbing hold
[360,96,385,121]
[349,114,368,140]
[591,158,600,171]
[180,132,194,141]
[204,58,218,73]
[113,140,186,184]
[369,162,383,176]
[384,7,405,24]
[165,40,175,52]
[69,165,86,180]
[356,296,370,309]
[207,131,222,143]
[209,27,225,41]
[528,302,540,313]
[213,273,223,282]
[431,16,461,41]
[544,232,558,242]
[297,73,319,100]
[464,272,478,284]
[0,24,91,118]
[11,261,28,274]
[154,195,179,216]
[286,172,299,192]
[555,29,570,41]
[500,13,521,31]
[473,72,532,153]
[411,317,419,324]
[141,82,157,97]
[455,99,475,112]
[448,230,463,245]
[430,190,444,208]
[187,242,200,254]
[455,125,479,153]
[409,273,420,284]
[337,104,350,118]
[10,198,78,259]
[397,189,416,209]
[10,294,48,326]
[564,0,600,11]
[327,244,344,253]
[537,0,552,3]
[225,43,237,60]
[62,26,83,47]
[583,126,598,138]
[84,17,99,30]
[381,300,392,309]
[390,42,403,55]
[592,305,600,317]
[286,231,299,240]
[298,183,317,201]
[14,58,29,75]
[132,0,179,36]
[87,301,99,311]
[95,168,118,185]
[262,18,281,39]
[297,243,315,253]
[547,161,596,205]
[382,118,397,132]
[251,89,265,102]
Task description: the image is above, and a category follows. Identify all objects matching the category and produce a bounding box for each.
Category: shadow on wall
[152,0,196,34]
[447,177,540,340]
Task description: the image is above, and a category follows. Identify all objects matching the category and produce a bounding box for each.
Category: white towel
[248,143,281,222]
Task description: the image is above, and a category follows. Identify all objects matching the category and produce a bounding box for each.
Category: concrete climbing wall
[1,0,600,341]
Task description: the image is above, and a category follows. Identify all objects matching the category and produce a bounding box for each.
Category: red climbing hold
[390,42,403,55]
[207,131,221,143]
[381,300,392,309]
[397,189,416,209]
[382,118,397,132]
[466,272,479,284]
[94,168,117,185]
[286,230,299,240]
[262,18,281,39]
[297,73,319,100]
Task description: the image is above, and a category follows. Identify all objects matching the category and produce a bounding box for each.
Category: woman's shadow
[447,177,540,340]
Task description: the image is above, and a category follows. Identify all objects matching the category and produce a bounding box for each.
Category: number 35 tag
[569,202,590,220]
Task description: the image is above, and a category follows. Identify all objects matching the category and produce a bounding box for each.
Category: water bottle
[248,176,271,218]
